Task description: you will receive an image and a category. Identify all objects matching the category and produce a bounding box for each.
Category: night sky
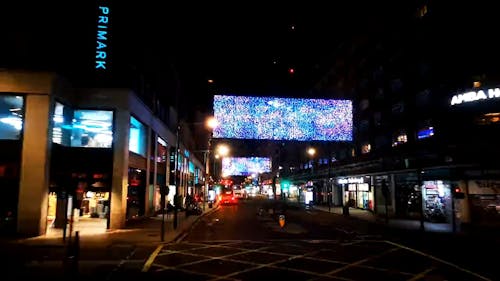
[1,1,495,121]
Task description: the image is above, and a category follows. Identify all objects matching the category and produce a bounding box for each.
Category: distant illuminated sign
[450,88,500,106]
[337,177,364,184]
[417,127,434,139]
[95,4,110,70]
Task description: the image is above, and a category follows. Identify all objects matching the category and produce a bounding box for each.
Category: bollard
[64,230,80,277]
[279,215,286,228]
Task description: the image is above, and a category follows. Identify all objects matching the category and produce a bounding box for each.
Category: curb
[171,204,220,243]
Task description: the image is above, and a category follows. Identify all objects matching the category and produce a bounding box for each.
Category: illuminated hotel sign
[95,4,110,70]
[337,177,364,184]
[450,88,500,106]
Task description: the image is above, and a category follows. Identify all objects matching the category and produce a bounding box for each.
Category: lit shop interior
[340,176,374,210]
[0,95,24,234]
[47,102,114,235]
[422,180,452,223]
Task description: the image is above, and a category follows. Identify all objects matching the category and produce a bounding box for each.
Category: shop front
[46,171,112,235]
[394,172,421,219]
[421,180,452,223]
[338,176,374,211]
[467,180,500,226]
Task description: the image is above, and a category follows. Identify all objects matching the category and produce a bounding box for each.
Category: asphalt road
[142,198,495,281]
[1,198,496,280]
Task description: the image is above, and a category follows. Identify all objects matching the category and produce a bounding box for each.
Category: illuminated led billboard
[213,95,352,141]
[222,157,271,176]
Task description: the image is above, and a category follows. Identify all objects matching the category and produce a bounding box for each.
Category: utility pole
[173,124,180,230]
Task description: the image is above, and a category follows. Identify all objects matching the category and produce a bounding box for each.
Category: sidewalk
[312,204,454,232]
[12,203,220,247]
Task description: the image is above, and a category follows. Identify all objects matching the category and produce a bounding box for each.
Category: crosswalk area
[143,239,490,281]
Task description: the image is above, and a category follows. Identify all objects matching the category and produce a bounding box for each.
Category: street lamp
[307,147,316,176]
[213,144,230,182]
[307,147,316,205]
[173,116,218,228]
[204,117,219,210]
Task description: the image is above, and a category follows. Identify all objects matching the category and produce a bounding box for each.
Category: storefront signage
[338,177,364,184]
[450,88,500,106]
[95,4,110,70]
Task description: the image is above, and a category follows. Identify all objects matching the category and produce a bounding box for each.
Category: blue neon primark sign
[95,3,110,70]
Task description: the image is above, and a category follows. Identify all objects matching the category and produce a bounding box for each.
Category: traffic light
[452,186,465,199]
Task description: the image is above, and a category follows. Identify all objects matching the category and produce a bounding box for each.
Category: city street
[142,198,496,281]
[1,198,497,280]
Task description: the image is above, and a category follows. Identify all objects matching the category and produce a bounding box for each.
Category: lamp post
[213,144,230,182]
[307,147,316,205]
[204,117,218,211]
[173,116,218,229]
[307,147,316,178]
[173,124,181,230]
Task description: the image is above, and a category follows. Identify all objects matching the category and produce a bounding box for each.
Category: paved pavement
[311,204,453,233]
[0,204,220,280]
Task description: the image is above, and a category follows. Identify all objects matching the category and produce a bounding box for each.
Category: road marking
[141,244,164,272]
[209,249,327,281]
[407,267,435,281]
[327,247,399,275]
[385,241,491,281]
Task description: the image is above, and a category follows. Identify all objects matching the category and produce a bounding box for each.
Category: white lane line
[385,241,492,281]
[208,250,327,281]
[300,256,414,276]
[154,246,273,271]
[106,247,137,281]
[326,247,399,275]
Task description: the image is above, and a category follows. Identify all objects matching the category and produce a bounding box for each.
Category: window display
[129,116,147,156]
[72,110,113,148]
[52,103,113,148]
[422,180,451,223]
[0,95,24,140]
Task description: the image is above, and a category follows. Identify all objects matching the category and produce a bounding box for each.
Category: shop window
[157,137,167,163]
[52,103,113,148]
[417,126,435,139]
[52,105,114,148]
[71,110,113,148]
[417,5,428,18]
[361,143,371,154]
[422,180,451,223]
[0,95,24,140]
[52,102,65,144]
[129,116,147,156]
[476,112,500,125]
[392,130,408,147]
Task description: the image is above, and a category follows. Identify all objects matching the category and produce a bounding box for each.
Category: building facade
[0,70,205,236]
[283,1,500,230]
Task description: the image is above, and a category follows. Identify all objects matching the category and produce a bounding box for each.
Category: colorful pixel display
[213,95,352,141]
[222,157,271,176]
